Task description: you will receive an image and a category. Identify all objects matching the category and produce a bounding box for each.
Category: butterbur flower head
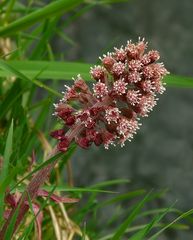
[128,59,142,71]
[114,46,127,62]
[90,65,106,81]
[100,52,115,71]
[73,75,89,92]
[105,107,120,124]
[111,62,126,77]
[127,71,141,83]
[51,38,169,151]
[126,38,147,59]
[93,80,108,98]
[113,78,128,95]
[126,90,141,106]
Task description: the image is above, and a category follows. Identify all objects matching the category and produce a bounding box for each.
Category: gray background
[56,0,193,238]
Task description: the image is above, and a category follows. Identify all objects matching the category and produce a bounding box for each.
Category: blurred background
[53,0,193,238]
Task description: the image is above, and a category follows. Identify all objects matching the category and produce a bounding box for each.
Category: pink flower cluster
[51,38,169,151]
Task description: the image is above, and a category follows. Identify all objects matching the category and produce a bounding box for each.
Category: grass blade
[0,0,84,36]
[90,179,130,189]
[148,209,193,240]
[0,61,192,89]
[97,190,146,209]
[129,202,176,240]
[4,203,20,240]
[0,60,61,97]
[111,192,152,240]
[1,119,13,181]
[98,223,188,240]
[0,120,14,219]
[165,74,193,88]
[0,60,91,80]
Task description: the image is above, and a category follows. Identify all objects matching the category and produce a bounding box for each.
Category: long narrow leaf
[148,209,193,240]
[0,60,61,97]
[165,74,193,88]
[98,223,188,240]
[0,61,192,88]
[4,203,20,240]
[0,120,13,219]
[111,192,152,240]
[0,60,91,80]
[129,202,176,240]
[0,0,84,36]
[1,120,13,181]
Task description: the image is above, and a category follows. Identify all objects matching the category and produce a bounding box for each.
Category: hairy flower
[111,62,126,77]
[93,80,108,98]
[113,78,128,95]
[51,38,169,151]
[99,52,115,71]
[105,107,120,124]
[90,65,106,81]
[113,46,127,62]
[127,90,141,106]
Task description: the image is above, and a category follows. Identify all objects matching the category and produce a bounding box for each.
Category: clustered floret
[51,38,169,151]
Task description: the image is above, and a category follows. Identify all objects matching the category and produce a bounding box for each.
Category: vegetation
[0,1,193,239]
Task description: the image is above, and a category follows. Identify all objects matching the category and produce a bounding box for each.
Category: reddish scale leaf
[37,189,79,203]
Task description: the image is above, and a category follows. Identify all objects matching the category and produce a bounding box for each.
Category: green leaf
[0,60,91,81]
[0,61,192,89]
[19,98,52,160]
[165,74,193,88]
[90,179,130,189]
[140,207,180,217]
[94,0,132,3]
[98,190,146,209]
[0,60,61,97]
[4,203,20,240]
[1,119,13,180]
[111,192,152,240]
[0,120,14,218]
[148,209,193,240]
[0,80,27,119]
[0,0,84,36]
[98,223,189,240]
[30,16,60,60]
[129,202,176,240]
[43,186,115,194]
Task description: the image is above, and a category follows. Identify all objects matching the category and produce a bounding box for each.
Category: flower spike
[52,38,169,150]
